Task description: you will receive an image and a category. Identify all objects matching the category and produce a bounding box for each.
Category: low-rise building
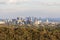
[0,21,5,24]
[34,20,42,25]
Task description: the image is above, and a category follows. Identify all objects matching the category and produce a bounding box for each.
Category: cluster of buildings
[6,17,42,25]
[0,17,59,25]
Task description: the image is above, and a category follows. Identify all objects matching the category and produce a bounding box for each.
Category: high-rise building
[17,17,20,20]
[46,19,49,23]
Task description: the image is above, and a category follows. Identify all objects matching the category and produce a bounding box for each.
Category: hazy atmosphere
[0,1,60,40]
[0,0,60,18]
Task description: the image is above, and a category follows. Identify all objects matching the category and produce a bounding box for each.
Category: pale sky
[0,0,60,18]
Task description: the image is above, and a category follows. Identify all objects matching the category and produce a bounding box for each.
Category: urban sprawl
[0,17,60,26]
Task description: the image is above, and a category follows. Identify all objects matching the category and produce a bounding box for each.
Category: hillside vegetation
[0,24,60,40]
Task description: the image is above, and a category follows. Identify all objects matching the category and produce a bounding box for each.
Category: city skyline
[0,0,60,18]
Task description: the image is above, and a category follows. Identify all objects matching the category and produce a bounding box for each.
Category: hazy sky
[0,0,60,18]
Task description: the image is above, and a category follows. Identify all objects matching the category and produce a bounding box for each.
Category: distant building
[0,21,5,24]
[34,20,42,25]
[17,19,25,25]
[6,19,12,25]
[46,19,49,23]
[25,17,33,24]
[12,19,17,25]
[17,17,20,20]
[44,19,49,24]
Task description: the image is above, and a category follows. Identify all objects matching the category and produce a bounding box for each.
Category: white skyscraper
[46,19,49,23]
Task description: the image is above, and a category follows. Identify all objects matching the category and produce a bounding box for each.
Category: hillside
[0,25,60,40]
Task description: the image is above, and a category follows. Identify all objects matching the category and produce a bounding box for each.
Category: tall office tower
[25,17,32,24]
[46,19,49,23]
[38,17,41,20]
[34,17,38,22]
[17,17,20,20]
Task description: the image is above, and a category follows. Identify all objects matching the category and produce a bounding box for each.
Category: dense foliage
[0,25,60,40]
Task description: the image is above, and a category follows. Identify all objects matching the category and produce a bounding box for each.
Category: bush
[0,25,60,40]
